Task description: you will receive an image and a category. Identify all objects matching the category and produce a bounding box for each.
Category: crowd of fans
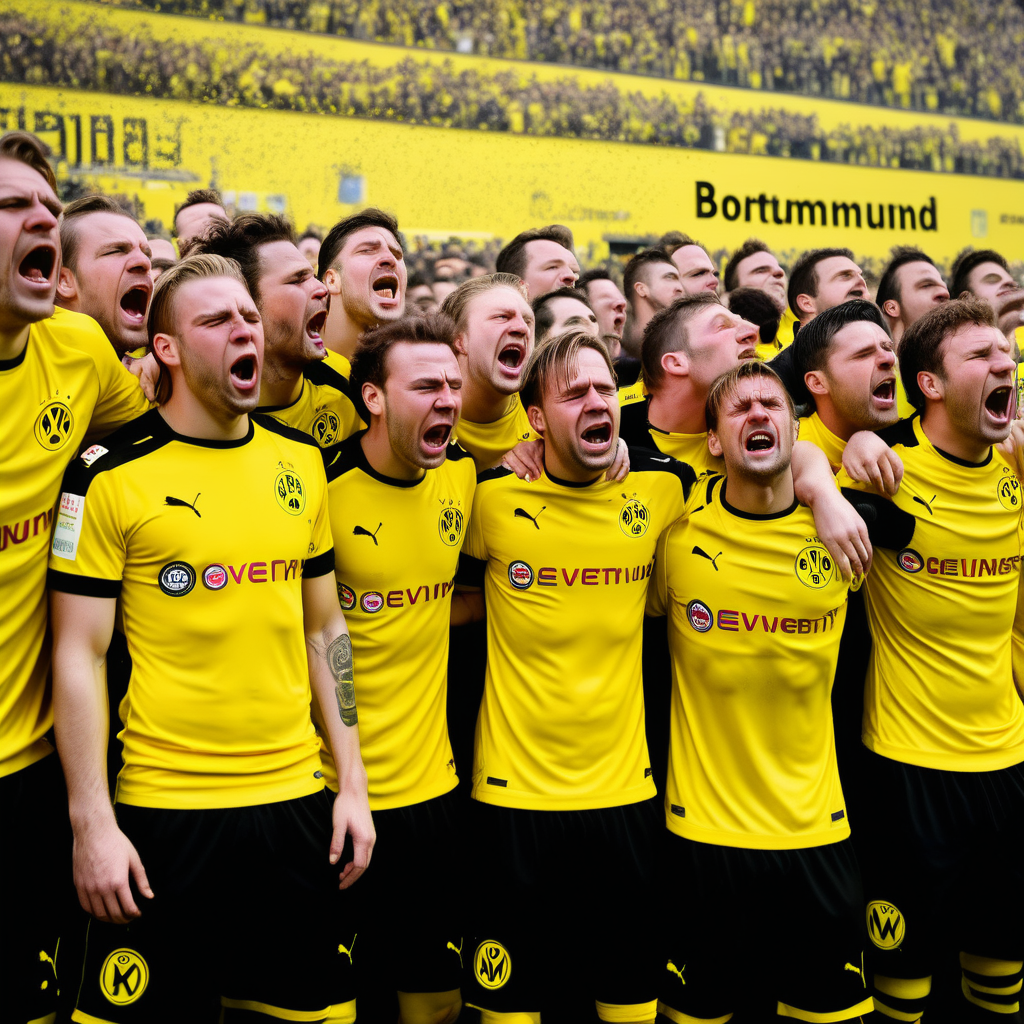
[94,0,1024,125]
[8,12,1024,178]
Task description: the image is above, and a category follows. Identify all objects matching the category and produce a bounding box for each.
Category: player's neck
[813,398,856,442]
[543,447,604,485]
[258,355,304,408]
[648,379,706,435]
[724,470,795,515]
[459,377,515,425]
[324,307,363,361]
[0,319,30,363]
[159,388,251,442]
[360,423,425,482]
[920,406,990,464]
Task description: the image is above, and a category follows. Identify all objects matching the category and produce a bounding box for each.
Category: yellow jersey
[837,416,1024,771]
[0,308,148,778]
[798,412,848,474]
[459,449,697,811]
[452,394,535,471]
[321,432,476,809]
[324,347,352,378]
[618,392,725,480]
[259,358,365,447]
[48,410,334,809]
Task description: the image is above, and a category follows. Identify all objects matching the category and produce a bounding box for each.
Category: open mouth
[745,430,775,452]
[306,309,327,339]
[18,245,56,284]
[229,354,257,388]
[423,423,452,449]
[873,379,896,403]
[119,285,150,323]
[498,342,525,370]
[581,422,612,446]
[985,385,1012,421]
[372,274,400,302]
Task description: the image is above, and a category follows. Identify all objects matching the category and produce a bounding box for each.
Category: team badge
[202,564,228,590]
[34,401,75,451]
[897,548,923,574]
[794,544,836,589]
[275,469,306,515]
[338,583,356,610]
[158,561,195,597]
[360,591,384,613]
[508,560,534,590]
[866,901,905,950]
[100,948,149,1005]
[997,470,1022,511]
[438,505,465,546]
[619,497,650,537]
[686,599,713,632]
[311,410,342,448]
[474,941,511,990]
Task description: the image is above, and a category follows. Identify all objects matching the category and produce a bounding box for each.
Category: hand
[73,820,153,924]
[502,439,544,482]
[605,436,630,482]
[809,488,873,580]
[329,786,376,890]
[842,430,903,498]
[124,352,160,403]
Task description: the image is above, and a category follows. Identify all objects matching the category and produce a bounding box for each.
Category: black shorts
[0,750,73,1023]
[658,834,872,1023]
[71,789,355,1024]
[857,749,1024,978]
[464,797,660,1020]
[348,788,466,996]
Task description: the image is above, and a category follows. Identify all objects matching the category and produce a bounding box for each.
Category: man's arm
[51,591,153,924]
[501,437,630,482]
[303,572,375,890]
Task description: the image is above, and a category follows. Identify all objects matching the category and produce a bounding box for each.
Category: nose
[736,318,759,344]
[27,195,58,232]
[993,349,1017,377]
[509,312,529,337]
[560,268,578,287]
[435,382,458,410]
[773,267,784,279]
[129,246,152,275]
[878,345,896,370]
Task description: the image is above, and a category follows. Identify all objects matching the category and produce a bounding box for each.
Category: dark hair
[0,130,56,191]
[657,230,700,256]
[298,226,323,244]
[949,248,1010,300]
[640,292,722,389]
[350,312,458,398]
[623,248,675,307]
[318,207,401,281]
[727,287,781,348]
[705,360,795,433]
[185,213,294,307]
[533,287,593,340]
[407,271,433,289]
[876,247,938,310]
[787,247,855,316]
[899,296,996,412]
[520,328,614,411]
[172,189,224,236]
[793,300,888,380]
[723,239,772,293]
[579,268,612,287]
[59,194,138,274]
[495,225,575,280]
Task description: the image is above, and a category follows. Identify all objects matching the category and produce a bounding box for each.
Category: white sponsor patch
[80,444,108,467]
[51,492,85,560]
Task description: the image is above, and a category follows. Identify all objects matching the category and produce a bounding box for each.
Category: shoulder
[618,396,651,448]
[61,408,169,495]
[476,464,515,487]
[303,358,355,395]
[36,308,118,364]
[320,432,365,484]
[876,416,920,452]
[253,414,328,478]
[446,441,474,463]
[627,445,698,490]
[253,412,324,450]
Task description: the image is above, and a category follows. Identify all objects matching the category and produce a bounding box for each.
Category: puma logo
[165,493,201,517]
[338,935,357,964]
[447,938,464,968]
[913,494,937,515]
[692,546,722,570]
[666,960,686,984]
[845,953,866,987]
[514,506,546,529]
[353,523,382,545]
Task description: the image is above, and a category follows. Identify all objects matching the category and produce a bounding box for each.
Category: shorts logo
[100,948,149,1005]
[202,564,228,590]
[360,590,384,613]
[338,583,356,610]
[311,410,342,447]
[866,901,905,950]
[275,469,306,515]
[474,940,511,990]
[897,548,924,574]
[666,960,686,985]
[997,472,1022,511]
[619,498,650,538]
[438,505,465,547]
[159,561,195,597]
[508,560,534,590]
[795,544,836,589]
[687,599,713,632]
[34,401,75,451]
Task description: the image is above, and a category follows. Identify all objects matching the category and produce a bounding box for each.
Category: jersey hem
[115,766,324,810]
[368,773,459,811]
[665,816,850,850]
[863,736,1024,773]
[470,778,656,810]
[0,737,55,779]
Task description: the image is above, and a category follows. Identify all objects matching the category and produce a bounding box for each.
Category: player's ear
[662,349,688,378]
[361,380,385,418]
[791,414,800,444]
[322,267,342,295]
[917,369,943,402]
[151,332,180,367]
[707,428,722,457]
[634,281,649,301]
[795,292,816,317]
[56,266,78,303]
[804,369,828,397]
[526,402,546,436]
[882,299,900,319]
[453,331,469,357]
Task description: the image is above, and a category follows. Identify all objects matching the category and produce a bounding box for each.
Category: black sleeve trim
[47,569,121,598]
[841,489,917,551]
[626,445,698,498]
[617,398,651,449]
[446,441,474,462]
[477,465,514,484]
[252,413,322,448]
[456,554,487,588]
[302,548,336,578]
[876,416,919,449]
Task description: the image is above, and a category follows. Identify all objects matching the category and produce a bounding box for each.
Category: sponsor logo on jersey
[919,554,1020,578]
[80,444,108,466]
[687,599,713,632]
[794,544,837,589]
[866,902,905,950]
[438,505,465,546]
[100,948,149,1005]
[619,497,650,537]
[508,560,534,589]
[533,562,654,587]
[338,583,356,610]
[997,469,1022,511]
[158,561,195,597]
[312,409,342,447]
[202,563,228,590]
[6,507,54,553]
[474,941,511,990]
[34,400,75,451]
[361,590,384,613]
[897,548,924,573]
[274,469,306,515]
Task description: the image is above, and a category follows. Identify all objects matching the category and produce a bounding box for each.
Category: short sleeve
[88,344,152,441]
[463,487,490,562]
[302,455,335,576]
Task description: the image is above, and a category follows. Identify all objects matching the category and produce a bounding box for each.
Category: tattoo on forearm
[326,632,357,727]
